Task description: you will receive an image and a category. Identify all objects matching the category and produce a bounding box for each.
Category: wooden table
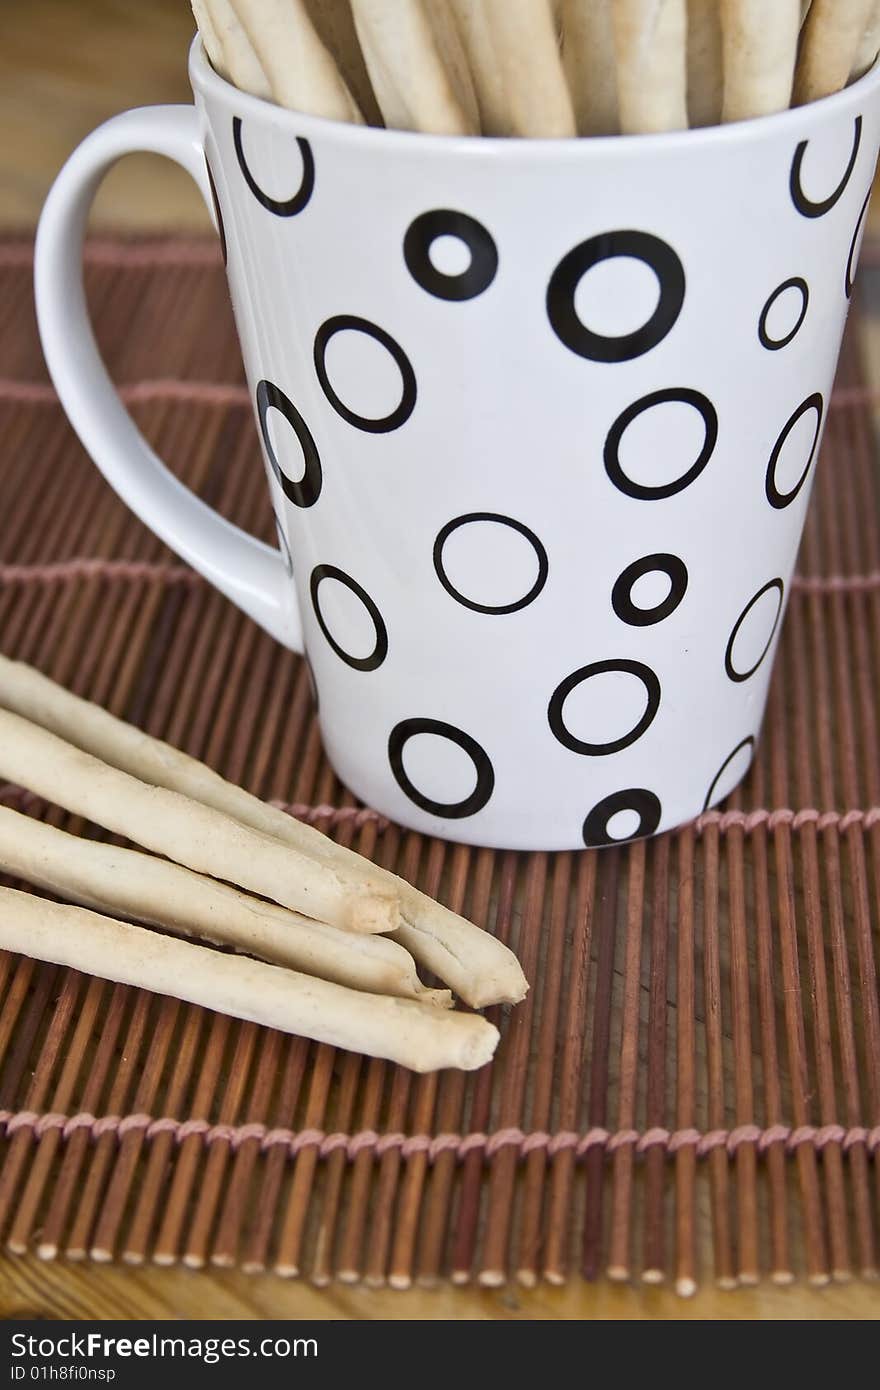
[1,0,877,1321]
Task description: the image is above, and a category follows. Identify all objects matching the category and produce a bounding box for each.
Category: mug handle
[34,104,298,651]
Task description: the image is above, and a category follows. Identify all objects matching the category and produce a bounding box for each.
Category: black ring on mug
[789,116,861,219]
[604,387,718,501]
[548,658,661,756]
[764,393,823,510]
[403,209,498,301]
[256,379,322,508]
[758,277,809,351]
[314,315,417,434]
[233,117,314,217]
[388,717,495,819]
[724,578,784,684]
[310,563,388,672]
[433,512,549,615]
[546,229,685,362]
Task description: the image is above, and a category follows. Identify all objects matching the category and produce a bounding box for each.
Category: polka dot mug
[35,38,880,850]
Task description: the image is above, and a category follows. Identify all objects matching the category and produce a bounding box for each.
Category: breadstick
[0,806,447,1005]
[794,0,874,104]
[192,0,229,78]
[203,0,272,99]
[0,708,396,934]
[425,0,481,130]
[686,0,722,127]
[0,657,527,1007]
[851,0,880,78]
[350,0,477,133]
[561,0,619,135]
[233,0,363,122]
[0,890,497,1073]
[303,0,384,126]
[721,0,799,121]
[482,0,576,136]
[612,0,688,134]
[449,0,510,134]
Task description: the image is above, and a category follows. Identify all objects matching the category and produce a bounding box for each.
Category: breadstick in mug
[191,0,229,78]
[721,0,800,122]
[0,657,527,1008]
[686,0,722,127]
[612,0,689,134]
[562,0,619,135]
[203,0,271,99]
[233,0,362,122]
[0,709,397,934]
[0,890,498,1073]
[304,0,384,125]
[350,0,477,133]
[0,807,447,1004]
[482,0,576,137]
[794,0,874,104]
[449,0,510,133]
[851,0,880,78]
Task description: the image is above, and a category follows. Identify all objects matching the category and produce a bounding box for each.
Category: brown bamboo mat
[0,235,878,1293]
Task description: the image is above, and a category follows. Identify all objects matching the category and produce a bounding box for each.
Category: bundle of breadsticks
[192,1,880,137]
[0,655,527,1073]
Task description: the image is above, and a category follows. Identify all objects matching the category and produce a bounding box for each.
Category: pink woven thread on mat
[1,784,875,835]
[1,1111,877,1162]
[4,554,880,598]
[0,783,390,830]
[0,378,249,407]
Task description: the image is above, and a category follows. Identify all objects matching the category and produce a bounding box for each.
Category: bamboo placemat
[0,236,878,1293]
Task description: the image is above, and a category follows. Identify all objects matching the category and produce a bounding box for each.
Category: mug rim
[189,33,880,157]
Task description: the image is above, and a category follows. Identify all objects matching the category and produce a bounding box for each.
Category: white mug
[35,39,880,850]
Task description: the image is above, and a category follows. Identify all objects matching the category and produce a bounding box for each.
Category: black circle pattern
[702,736,755,812]
[582,788,662,847]
[547,230,685,362]
[724,579,784,684]
[611,553,688,627]
[548,659,661,756]
[310,564,388,673]
[790,116,861,219]
[256,380,322,509]
[758,277,809,350]
[604,388,718,501]
[314,315,417,434]
[433,513,549,615]
[846,184,873,299]
[233,116,314,216]
[765,393,823,510]
[388,718,495,819]
[404,209,498,301]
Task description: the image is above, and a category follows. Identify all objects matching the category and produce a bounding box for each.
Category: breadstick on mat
[0,657,526,1007]
[561,0,619,135]
[449,0,509,133]
[482,0,576,137]
[720,0,800,122]
[794,0,874,104]
[350,0,477,133]
[851,0,880,78]
[192,0,229,78]
[202,0,271,98]
[686,0,722,127]
[0,889,497,1073]
[0,807,447,1005]
[612,0,688,133]
[233,0,363,121]
[0,708,396,934]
